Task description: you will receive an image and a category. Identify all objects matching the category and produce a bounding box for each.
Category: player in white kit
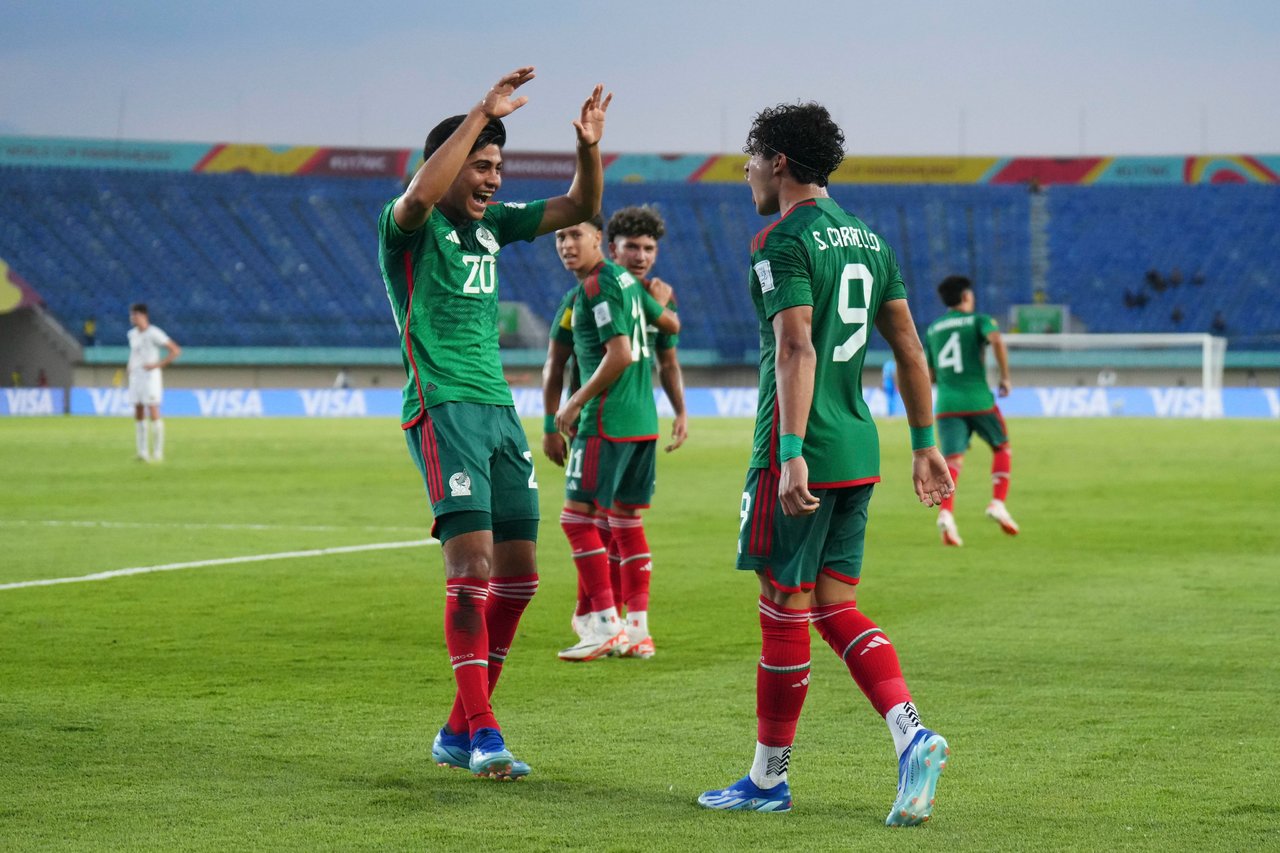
[127,303,181,461]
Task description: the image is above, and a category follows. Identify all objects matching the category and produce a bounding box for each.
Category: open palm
[481,66,536,119]
[573,84,612,146]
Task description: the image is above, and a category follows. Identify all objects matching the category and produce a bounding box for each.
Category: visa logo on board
[299,389,366,417]
[3,388,55,415]
[195,389,263,417]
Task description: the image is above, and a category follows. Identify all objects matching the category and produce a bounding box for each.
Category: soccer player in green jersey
[376,66,611,780]
[924,275,1018,546]
[545,215,679,661]
[542,205,688,656]
[698,103,954,825]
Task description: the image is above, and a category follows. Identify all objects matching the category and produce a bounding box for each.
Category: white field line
[0,538,438,592]
[0,519,424,533]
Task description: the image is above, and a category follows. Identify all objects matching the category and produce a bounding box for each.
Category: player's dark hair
[743,102,846,187]
[937,275,973,307]
[607,205,666,243]
[423,114,507,162]
[583,213,605,232]
[130,302,148,315]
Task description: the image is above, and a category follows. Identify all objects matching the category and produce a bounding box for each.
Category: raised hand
[572,84,612,147]
[480,66,537,119]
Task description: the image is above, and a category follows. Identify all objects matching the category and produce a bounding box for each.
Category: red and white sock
[941,456,962,513]
[811,601,921,757]
[609,513,652,632]
[561,510,614,615]
[992,446,1012,503]
[443,578,497,735]
[445,574,538,735]
[751,596,810,788]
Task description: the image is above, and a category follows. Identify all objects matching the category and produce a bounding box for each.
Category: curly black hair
[423,114,507,162]
[937,275,973,307]
[606,205,666,243]
[743,102,846,187]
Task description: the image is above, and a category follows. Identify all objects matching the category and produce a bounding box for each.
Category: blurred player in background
[126,303,180,462]
[376,66,610,780]
[542,205,688,653]
[924,275,1018,546]
[699,102,953,826]
[545,215,679,662]
[882,357,897,416]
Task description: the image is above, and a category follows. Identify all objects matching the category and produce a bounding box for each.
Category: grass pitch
[1,415,1278,851]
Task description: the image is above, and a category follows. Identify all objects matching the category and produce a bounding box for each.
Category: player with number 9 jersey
[747,198,907,486]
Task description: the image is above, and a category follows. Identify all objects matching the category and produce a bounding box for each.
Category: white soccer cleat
[570,612,590,640]
[985,500,1020,536]
[937,510,963,547]
[558,619,624,662]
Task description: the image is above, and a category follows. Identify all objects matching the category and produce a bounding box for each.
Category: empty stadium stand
[0,164,1275,359]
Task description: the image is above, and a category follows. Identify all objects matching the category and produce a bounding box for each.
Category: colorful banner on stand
[2,137,1276,185]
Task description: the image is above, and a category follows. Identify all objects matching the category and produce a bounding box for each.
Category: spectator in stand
[1192,271,1206,286]
[37,369,49,387]
[1168,267,1183,288]
[83,316,96,347]
[1170,305,1184,325]
[1210,312,1227,336]
[1145,268,1166,293]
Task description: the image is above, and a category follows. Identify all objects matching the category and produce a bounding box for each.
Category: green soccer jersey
[925,310,999,414]
[642,279,679,351]
[551,286,576,348]
[377,198,546,427]
[748,197,907,487]
[572,260,666,440]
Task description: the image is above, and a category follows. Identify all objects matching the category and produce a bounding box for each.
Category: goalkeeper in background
[924,275,1019,546]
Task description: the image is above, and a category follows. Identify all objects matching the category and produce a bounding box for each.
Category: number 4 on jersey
[937,331,963,372]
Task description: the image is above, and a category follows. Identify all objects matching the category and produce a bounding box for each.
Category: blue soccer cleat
[468,727,531,780]
[432,727,529,779]
[885,729,949,827]
[698,775,792,812]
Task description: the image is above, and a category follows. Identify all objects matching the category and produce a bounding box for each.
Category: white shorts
[127,368,163,406]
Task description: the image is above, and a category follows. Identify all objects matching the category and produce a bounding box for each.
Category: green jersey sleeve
[640,289,665,324]
[882,247,908,302]
[583,267,630,341]
[654,292,679,350]
[377,198,423,304]
[979,313,1000,340]
[483,200,548,246]
[755,234,813,320]
[551,288,577,347]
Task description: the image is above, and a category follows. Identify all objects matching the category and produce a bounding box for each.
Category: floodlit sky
[3,0,1278,156]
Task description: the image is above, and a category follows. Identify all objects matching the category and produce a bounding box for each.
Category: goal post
[1001,333,1228,419]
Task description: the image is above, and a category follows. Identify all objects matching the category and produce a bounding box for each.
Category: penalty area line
[0,538,439,592]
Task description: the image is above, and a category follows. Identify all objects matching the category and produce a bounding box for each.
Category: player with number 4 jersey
[924,275,1018,547]
[700,102,954,826]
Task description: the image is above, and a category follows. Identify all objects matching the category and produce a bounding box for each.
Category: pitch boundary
[0,538,438,592]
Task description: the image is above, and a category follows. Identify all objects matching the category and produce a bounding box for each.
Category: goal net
[1001,333,1228,419]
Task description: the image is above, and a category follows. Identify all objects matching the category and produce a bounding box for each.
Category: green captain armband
[910,425,936,451]
[544,414,557,434]
[779,433,804,462]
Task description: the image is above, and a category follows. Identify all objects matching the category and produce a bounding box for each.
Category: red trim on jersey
[420,414,445,503]
[820,566,861,586]
[585,436,602,493]
[582,262,605,299]
[594,386,658,443]
[750,467,778,557]
[810,475,881,489]
[750,199,818,252]
[768,398,781,474]
[400,250,428,428]
[613,500,651,510]
[763,567,816,594]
